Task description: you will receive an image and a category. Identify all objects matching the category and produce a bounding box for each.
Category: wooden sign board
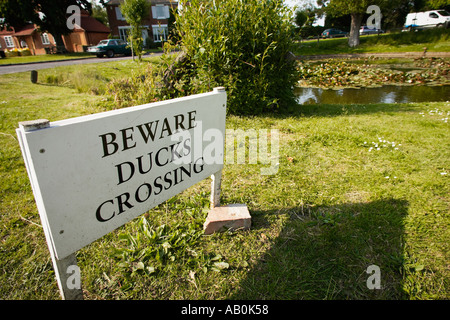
[17,89,226,261]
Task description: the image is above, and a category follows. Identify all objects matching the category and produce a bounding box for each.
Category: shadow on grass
[231,198,408,299]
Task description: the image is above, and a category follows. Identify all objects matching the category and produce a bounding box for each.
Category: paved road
[0,52,163,75]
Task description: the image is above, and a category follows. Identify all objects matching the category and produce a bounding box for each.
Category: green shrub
[106,63,161,108]
[172,0,298,115]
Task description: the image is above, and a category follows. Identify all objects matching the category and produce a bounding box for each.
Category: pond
[295,85,450,105]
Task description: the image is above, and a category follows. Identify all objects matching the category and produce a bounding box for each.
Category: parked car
[87,39,131,58]
[360,26,384,35]
[404,10,450,30]
[321,29,348,38]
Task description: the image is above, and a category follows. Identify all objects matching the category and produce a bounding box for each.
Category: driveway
[0,52,163,75]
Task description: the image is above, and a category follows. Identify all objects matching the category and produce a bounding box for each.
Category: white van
[404,10,450,30]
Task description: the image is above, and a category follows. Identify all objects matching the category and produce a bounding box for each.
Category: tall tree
[325,0,371,47]
[426,0,450,9]
[325,0,394,47]
[91,2,109,27]
[120,0,150,61]
[0,0,92,50]
[294,7,316,28]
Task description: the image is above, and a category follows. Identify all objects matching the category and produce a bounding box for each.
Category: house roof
[0,27,15,35]
[1,13,109,37]
[13,24,36,36]
[75,13,110,33]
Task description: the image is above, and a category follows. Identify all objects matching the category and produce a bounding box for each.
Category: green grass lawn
[295,28,450,56]
[0,52,94,65]
[0,60,449,299]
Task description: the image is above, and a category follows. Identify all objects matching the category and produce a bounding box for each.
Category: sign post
[16,89,227,299]
[17,120,83,300]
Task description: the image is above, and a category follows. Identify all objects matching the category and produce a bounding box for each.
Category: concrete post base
[203,204,251,235]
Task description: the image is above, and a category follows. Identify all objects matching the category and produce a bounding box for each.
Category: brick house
[0,24,57,55]
[63,11,111,52]
[106,0,178,47]
[0,11,110,55]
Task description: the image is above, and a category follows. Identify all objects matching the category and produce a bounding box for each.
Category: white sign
[17,89,226,260]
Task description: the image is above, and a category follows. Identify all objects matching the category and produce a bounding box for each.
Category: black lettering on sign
[98,111,197,158]
[95,158,206,222]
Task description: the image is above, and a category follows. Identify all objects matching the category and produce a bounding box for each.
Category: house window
[119,26,149,46]
[4,36,14,47]
[119,26,131,41]
[152,5,170,19]
[152,24,168,42]
[41,33,51,45]
[115,7,126,21]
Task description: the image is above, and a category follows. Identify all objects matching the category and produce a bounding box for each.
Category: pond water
[295,85,450,105]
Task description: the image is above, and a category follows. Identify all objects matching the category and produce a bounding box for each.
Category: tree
[409,0,450,11]
[120,0,150,62]
[0,0,92,50]
[295,10,309,28]
[92,2,109,27]
[426,0,450,9]
[325,0,371,47]
[294,8,316,28]
[172,0,298,115]
[324,0,399,47]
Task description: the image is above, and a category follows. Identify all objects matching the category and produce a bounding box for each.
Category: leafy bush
[106,63,161,108]
[172,0,298,115]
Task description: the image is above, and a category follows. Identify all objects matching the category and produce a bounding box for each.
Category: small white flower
[441,172,448,175]
[385,176,389,179]
[377,148,380,151]
[394,147,399,150]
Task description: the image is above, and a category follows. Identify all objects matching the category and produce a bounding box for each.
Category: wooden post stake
[210,171,222,209]
[19,119,83,300]
[210,87,226,210]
